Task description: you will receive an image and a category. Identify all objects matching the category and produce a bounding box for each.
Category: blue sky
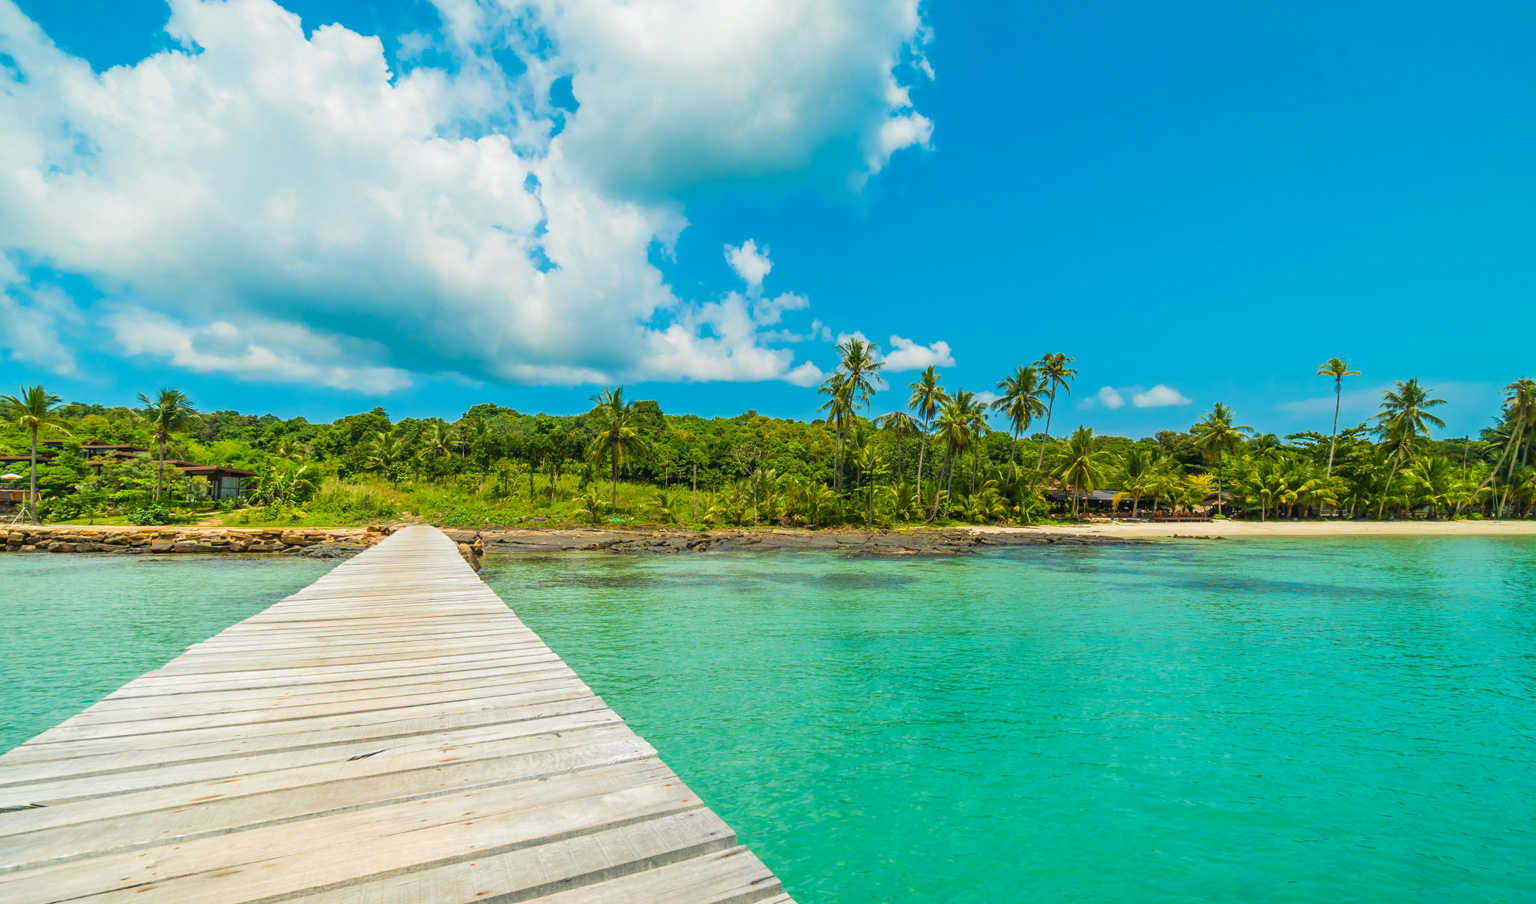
[1,0,1532,438]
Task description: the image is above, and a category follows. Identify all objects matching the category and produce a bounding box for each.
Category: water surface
[0,554,335,751]
[485,538,1536,903]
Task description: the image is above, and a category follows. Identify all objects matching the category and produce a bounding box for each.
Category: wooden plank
[0,525,797,904]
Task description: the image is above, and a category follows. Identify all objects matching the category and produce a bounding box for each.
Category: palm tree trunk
[156,438,166,502]
[1326,380,1341,476]
[1034,397,1055,474]
[610,444,619,515]
[1132,494,1140,519]
[915,420,929,503]
[930,447,952,522]
[970,447,978,496]
[1378,454,1403,519]
[28,425,39,524]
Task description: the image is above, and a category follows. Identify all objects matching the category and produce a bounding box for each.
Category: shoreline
[4,520,1533,560]
[972,520,1536,539]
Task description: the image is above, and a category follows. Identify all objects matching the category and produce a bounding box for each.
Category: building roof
[81,444,148,452]
[180,465,258,478]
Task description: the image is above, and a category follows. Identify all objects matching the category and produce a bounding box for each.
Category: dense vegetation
[3,348,1533,528]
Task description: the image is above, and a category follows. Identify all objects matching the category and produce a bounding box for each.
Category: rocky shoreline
[446,526,1142,557]
[2,525,381,558]
[2,524,1139,560]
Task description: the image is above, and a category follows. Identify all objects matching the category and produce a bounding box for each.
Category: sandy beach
[974,520,1536,539]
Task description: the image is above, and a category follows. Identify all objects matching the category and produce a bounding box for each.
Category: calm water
[0,554,335,751]
[1,541,1532,902]
[482,539,1536,903]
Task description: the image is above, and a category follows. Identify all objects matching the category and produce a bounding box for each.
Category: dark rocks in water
[283,541,367,560]
[444,527,1142,559]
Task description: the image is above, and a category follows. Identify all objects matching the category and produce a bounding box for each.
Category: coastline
[5,520,1533,561]
[972,520,1536,538]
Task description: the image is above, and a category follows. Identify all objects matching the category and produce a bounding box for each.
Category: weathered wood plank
[0,525,797,904]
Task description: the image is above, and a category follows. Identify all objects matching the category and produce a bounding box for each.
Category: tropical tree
[1051,426,1112,516]
[852,444,888,527]
[930,390,982,520]
[991,365,1048,477]
[136,389,201,501]
[1,385,70,523]
[1032,353,1078,474]
[1112,446,1163,519]
[367,430,406,486]
[1317,357,1362,476]
[1478,378,1536,516]
[587,386,652,514]
[817,372,854,492]
[1190,402,1252,515]
[1371,378,1446,518]
[907,366,949,504]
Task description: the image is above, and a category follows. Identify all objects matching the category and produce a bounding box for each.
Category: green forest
[3,346,1534,528]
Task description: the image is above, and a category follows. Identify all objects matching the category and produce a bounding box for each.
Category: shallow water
[483,538,1536,903]
[0,554,335,751]
[1,540,1531,902]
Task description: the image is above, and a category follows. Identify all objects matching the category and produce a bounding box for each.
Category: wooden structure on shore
[0,525,793,903]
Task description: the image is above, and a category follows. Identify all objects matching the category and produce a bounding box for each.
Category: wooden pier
[0,526,794,903]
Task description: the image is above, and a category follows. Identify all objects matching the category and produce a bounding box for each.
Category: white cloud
[107,308,415,393]
[725,239,772,296]
[975,390,999,405]
[1095,386,1125,409]
[881,334,954,371]
[0,278,82,376]
[489,0,935,195]
[0,0,933,391]
[1132,384,1192,408]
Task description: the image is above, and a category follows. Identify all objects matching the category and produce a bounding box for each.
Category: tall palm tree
[930,390,981,521]
[877,410,916,479]
[1,385,70,523]
[1190,402,1252,515]
[587,386,651,514]
[991,365,1048,478]
[1371,378,1446,518]
[367,430,405,486]
[907,366,948,505]
[1032,353,1077,474]
[1317,357,1361,476]
[1112,446,1162,519]
[838,336,886,410]
[136,388,201,501]
[1052,426,1112,517]
[817,372,854,492]
[1478,378,1536,515]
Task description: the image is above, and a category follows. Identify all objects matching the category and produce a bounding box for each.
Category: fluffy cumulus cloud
[834,331,953,373]
[0,0,934,389]
[1095,386,1125,409]
[1132,385,1192,408]
[1082,383,1191,410]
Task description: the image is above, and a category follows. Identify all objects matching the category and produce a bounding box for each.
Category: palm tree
[817,372,854,492]
[907,366,948,505]
[823,336,885,493]
[1478,378,1536,516]
[1371,378,1447,518]
[877,410,916,478]
[838,336,886,410]
[1032,353,1077,474]
[1317,357,1361,476]
[367,430,405,486]
[1190,402,1253,515]
[587,386,651,514]
[852,444,888,527]
[1051,426,1112,517]
[991,365,1048,478]
[136,388,201,501]
[1,385,70,523]
[1112,446,1162,519]
[930,390,981,521]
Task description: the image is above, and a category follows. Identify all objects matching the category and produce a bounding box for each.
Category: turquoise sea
[5,539,1535,902]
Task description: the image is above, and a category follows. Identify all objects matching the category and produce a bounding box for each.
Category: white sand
[973,520,1536,538]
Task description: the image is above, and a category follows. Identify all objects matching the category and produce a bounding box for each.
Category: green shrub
[127,505,178,526]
